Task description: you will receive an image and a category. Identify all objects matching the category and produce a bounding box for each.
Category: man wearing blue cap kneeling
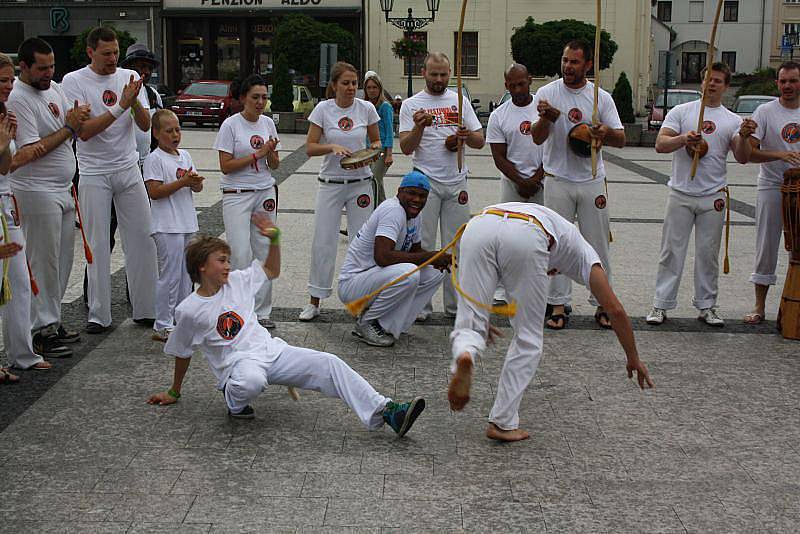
[338,171,452,347]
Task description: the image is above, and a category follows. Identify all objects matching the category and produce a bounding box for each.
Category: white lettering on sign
[200,0,263,5]
[166,0,360,9]
[282,0,322,4]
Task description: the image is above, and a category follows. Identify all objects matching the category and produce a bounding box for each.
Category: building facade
[0,0,162,82]
[769,0,800,66]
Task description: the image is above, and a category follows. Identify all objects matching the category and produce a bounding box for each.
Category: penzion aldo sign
[164,0,361,8]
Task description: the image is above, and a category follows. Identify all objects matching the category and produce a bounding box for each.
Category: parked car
[488,91,536,114]
[646,89,702,130]
[446,84,481,114]
[265,84,316,117]
[170,80,243,126]
[731,95,777,116]
[151,84,177,109]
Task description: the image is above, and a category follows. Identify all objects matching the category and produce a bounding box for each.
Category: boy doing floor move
[144,109,203,342]
[147,216,425,436]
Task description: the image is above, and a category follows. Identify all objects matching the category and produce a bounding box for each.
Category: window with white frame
[689,1,704,22]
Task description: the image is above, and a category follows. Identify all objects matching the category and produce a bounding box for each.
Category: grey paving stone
[323,498,461,529]
[183,495,326,526]
[0,521,131,533]
[461,501,545,533]
[301,473,384,498]
[128,524,212,534]
[383,473,514,502]
[673,500,766,533]
[208,525,297,534]
[251,450,363,474]
[172,468,305,497]
[541,503,685,533]
[106,493,197,523]
[129,448,258,471]
[361,452,434,475]
[93,469,182,494]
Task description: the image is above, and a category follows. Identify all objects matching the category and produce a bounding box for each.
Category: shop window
[0,22,24,54]
[177,21,205,86]
[723,1,738,23]
[216,21,240,81]
[721,51,736,72]
[453,32,478,77]
[251,21,275,78]
[404,32,427,76]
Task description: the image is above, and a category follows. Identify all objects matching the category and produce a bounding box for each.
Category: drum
[685,138,709,159]
[777,168,800,339]
[567,123,594,158]
[340,148,382,170]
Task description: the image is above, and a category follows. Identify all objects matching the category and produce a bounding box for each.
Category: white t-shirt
[308,98,380,180]
[486,97,543,182]
[0,141,14,194]
[142,148,199,235]
[399,89,482,184]
[61,66,149,175]
[136,88,163,164]
[489,202,602,287]
[751,99,800,190]
[213,113,280,190]
[536,79,622,183]
[164,260,288,388]
[6,81,76,192]
[339,196,421,280]
[662,100,741,196]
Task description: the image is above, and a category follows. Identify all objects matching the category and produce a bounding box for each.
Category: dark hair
[778,61,800,79]
[185,235,232,284]
[232,74,266,100]
[18,38,53,67]
[564,39,593,62]
[701,61,731,85]
[87,27,118,50]
[325,61,357,99]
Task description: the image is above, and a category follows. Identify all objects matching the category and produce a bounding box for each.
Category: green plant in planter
[71,25,136,68]
[392,37,427,61]
[271,53,294,113]
[612,71,636,124]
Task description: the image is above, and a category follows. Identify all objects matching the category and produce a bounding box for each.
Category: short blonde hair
[152,108,178,132]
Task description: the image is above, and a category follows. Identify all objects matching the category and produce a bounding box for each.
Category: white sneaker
[353,320,395,347]
[698,307,724,327]
[646,307,666,325]
[298,304,320,322]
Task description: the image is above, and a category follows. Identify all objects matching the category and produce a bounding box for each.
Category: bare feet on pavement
[448,352,473,411]
[486,423,530,442]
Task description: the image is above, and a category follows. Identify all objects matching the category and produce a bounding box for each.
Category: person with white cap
[363,70,394,205]
[338,170,450,347]
[120,43,162,166]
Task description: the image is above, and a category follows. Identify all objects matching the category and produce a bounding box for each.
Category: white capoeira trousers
[224,345,389,428]
[653,189,726,311]
[153,232,194,332]
[450,214,550,431]
[222,188,276,320]
[79,164,157,326]
[13,189,75,332]
[338,264,445,337]
[750,188,783,287]
[308,179,374,300]
[544,176,611,306]
[0,194,44,369]
[420,177,471,316]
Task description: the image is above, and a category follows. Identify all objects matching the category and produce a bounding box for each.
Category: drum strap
[0,214,12,305]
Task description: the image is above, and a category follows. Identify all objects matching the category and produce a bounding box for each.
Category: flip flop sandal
[594,311,613,329]
[30,361,52,371]
[545,313,569,330]
[0,368,20,385]
[743,313,764,325]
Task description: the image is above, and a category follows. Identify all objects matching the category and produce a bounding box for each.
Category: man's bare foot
[743,310,765,325]
[486,423,529,442]
[448,353,473,411]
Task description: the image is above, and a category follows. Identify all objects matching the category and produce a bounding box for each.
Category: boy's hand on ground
[627,359,655,389]
[147,391,177,405]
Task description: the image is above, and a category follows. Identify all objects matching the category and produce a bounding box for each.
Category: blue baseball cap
[399,170,431,191]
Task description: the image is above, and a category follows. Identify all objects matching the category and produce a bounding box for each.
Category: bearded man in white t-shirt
[62,26,157,334]
[399,52,484,319]
[532,40,625,331]
[646,62,745,328]
[7,37,90,357]
[732,62,800,325]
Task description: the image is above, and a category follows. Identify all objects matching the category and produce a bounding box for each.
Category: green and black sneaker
[383,397,425,437]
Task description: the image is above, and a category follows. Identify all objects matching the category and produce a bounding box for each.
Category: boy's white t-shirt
[399,89,482,184]
[164,260,288,388]
[751,99,800,190]
[142,147,199,235]
[535,79,622,183]
[339,196,421,280]
[61,66,149,175]
[486,97,543,180]
[308,98,380,180]
[662,100,741,196]
[213,113,280,190]
[6,80,76,192]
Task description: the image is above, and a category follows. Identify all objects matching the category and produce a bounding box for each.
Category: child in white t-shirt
[143,109,203,341]
[146,216,425,437]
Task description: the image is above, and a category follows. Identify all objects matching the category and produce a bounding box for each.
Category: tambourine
[340,147,382,170]
[568,123,596,158]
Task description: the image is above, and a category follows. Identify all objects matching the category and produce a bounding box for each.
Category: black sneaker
[55,325,80,344]
[382,397,426,437]
[86,322,108,334]
[228,405,255,419]
[133,318,155,327]
[32,329,72,358]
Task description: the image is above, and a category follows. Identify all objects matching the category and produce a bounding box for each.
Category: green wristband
[269,227,281,245]
[167,388,181,399]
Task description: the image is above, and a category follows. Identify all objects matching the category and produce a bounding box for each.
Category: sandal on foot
[0,368,20,384]
[30,361,52,371]
[743,312,764,325]
[594,310,612,329]
[546,314,569,330]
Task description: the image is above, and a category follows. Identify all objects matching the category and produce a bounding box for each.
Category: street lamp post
[379,0,440,97]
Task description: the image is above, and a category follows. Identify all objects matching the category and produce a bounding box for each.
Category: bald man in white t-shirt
[62,27,157,334]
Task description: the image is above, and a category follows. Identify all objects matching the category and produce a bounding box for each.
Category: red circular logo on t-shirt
[781,123,800,144]
[250,135,264,149]
[714,198,725,212]
[356,194,371,208]
[458,190,469,205]
[338,117,353,131]
[176,167,190,180]
[102,90,117,107]
[519,120,532,135]
[263,198,276,212]
[568,108,583,124]
[216,311,244,340]
[701,120,716,135]
[48,102,60,118]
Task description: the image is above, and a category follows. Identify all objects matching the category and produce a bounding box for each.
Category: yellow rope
[0,213,12,305]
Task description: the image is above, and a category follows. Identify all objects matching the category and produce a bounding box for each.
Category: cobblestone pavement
[1,129,799,533]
